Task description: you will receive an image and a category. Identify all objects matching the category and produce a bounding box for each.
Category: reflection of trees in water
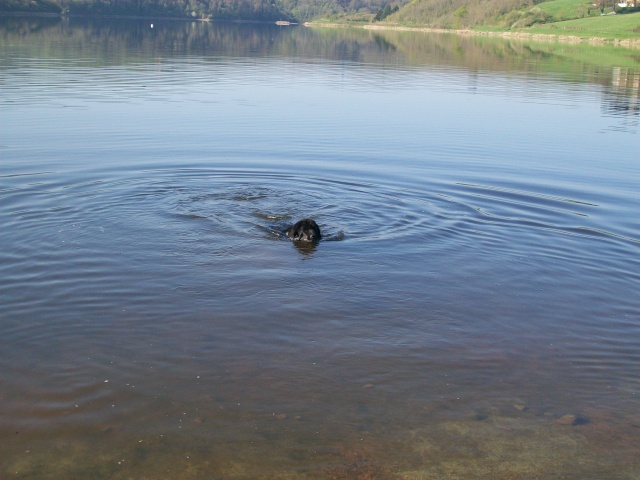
[0,16,380,66]
[601,67,639,131]
[607,67,639,115]
[2,16,640,95]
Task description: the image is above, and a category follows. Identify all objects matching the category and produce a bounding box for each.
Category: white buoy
[150,23,154,28]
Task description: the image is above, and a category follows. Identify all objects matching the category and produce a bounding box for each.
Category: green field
[535,0,598,21]
[526,12,640,39]
[512,0,640,39]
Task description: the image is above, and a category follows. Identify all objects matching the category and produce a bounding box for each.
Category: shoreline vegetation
[1,0,638,49]
[304,21,640,49]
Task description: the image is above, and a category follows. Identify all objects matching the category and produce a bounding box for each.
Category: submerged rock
[572,414,591,425]
[555,414,577,425]
[555,413,590,426]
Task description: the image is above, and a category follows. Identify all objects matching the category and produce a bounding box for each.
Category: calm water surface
[1,16,639,479]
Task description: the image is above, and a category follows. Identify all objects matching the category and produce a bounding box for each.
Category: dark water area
[1,16,639,479]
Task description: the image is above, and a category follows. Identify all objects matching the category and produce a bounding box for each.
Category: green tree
[373,3,398,21]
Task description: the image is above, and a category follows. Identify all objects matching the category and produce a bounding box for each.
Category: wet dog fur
[285,219,321,243]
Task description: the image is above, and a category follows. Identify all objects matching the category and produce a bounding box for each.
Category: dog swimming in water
[285,219,321,243]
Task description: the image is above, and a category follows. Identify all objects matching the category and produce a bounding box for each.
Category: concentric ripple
[3,167,635,261]
[128,170,457,245]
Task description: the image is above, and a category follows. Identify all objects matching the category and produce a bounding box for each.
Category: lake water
[1,15,639,479]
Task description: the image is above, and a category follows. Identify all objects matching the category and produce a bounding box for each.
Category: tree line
[0,0,399,21]
[1,0,289,20]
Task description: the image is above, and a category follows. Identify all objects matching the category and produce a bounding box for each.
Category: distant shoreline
[0,11,291,25]
[2,11,638,49]
[304,22,640,49]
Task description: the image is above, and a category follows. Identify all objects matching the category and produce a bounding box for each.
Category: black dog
[285,219,321,243]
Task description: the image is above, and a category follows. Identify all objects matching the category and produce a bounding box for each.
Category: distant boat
[275,21,292,26]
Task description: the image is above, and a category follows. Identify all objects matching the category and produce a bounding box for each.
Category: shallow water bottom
[4,361,640,480]
[4,410,640,479]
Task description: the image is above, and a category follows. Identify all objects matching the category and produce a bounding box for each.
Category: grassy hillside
[527,11,640,38]
[388,0,541,28]
[500,0,601,29]
[535,0,595,20]
[385,0,635,27]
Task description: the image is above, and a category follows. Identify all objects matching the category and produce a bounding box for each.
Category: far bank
[304,19,640,50]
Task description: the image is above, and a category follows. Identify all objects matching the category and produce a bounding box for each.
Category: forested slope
[388,0,543,28]
[1,0,288,20]
[0,0,398,21]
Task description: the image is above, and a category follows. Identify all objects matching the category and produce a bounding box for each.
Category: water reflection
[2,15,640,78]
[2,16,639,130]
[290,239,319,255]
[603,67,640,130]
